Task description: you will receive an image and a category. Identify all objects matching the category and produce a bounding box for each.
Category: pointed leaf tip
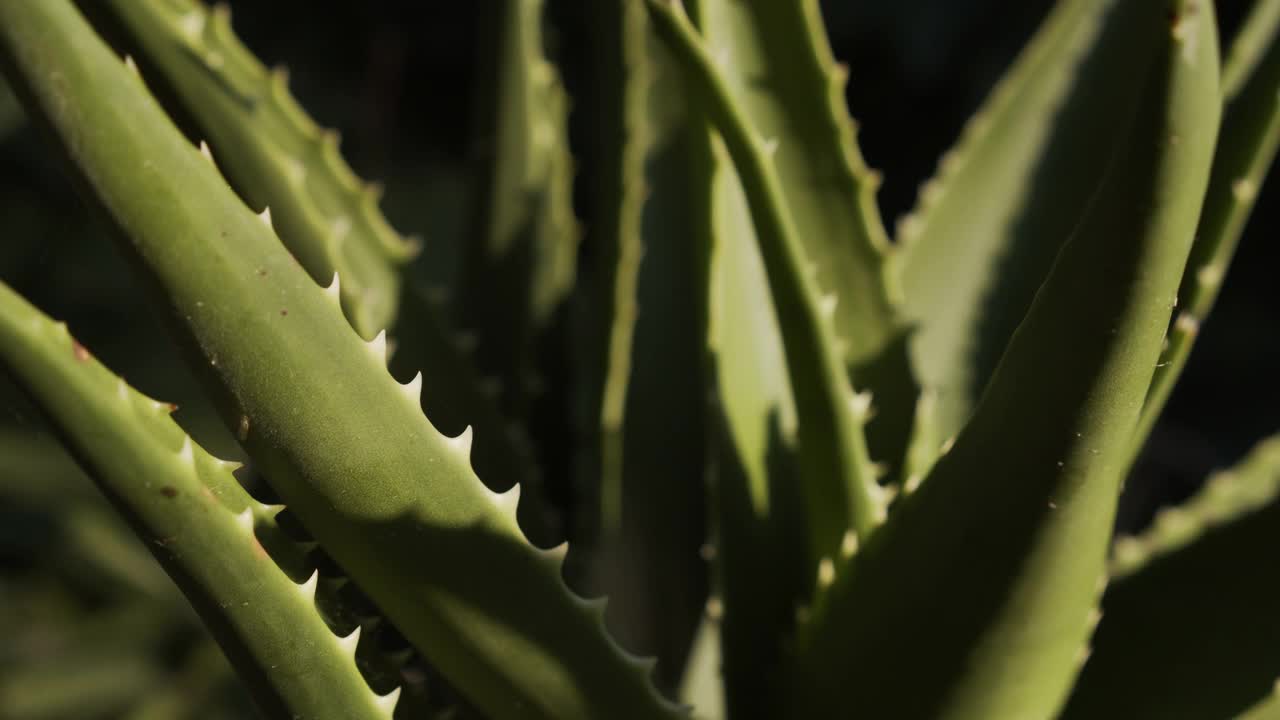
[401,371,423,405]
[337,624,361,657]
[367,329,387,362]
[298,569,319,604]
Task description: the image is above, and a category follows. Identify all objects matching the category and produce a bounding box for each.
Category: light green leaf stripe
[792,2,1221,717]
[0,1,680,716]
[0,281,397,720]
[1131,0,1280,463]
[647,0,886,566]
[897,0,1159,447]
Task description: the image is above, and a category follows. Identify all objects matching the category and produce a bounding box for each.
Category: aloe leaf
[1240,692,1280,720]
[689,0,916,474]
[648,0,885,567]
[457,0,579,417]
[0,281,398,719]
[578,0,710,690]
[1223,0,1280,100]
[897,0,1163,447]
[791,2,1221,717]
[0,2,679,716]
[1062,435,1280,719]
[96,0,545,521]
[1131,0,1280,461]
[99,0,418,340]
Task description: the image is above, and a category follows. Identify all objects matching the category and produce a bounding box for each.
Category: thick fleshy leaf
[792,2,1220,717]
[0,1,680,717]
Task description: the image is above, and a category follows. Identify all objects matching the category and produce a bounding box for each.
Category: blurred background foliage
[0,0,1275,717]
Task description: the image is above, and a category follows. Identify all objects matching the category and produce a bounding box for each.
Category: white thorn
[178,11,206,41]
[367,329,388,363]
[939,436,956,455]
[298,569,319,604]
[217,458,244,473]
[817,557,835,588]
[177,437,195,467]
[904,472,923,494]
[373,686,402,716]
[1196,263,1223,289]
[117,378,129,401]
[234,507,255,534]
[819,293,838,319]
[1174,312,1200,336]
[849,391,874,419]
[124,55,140,76]
[1087,607,1103,630]
[761,137,779,156]
[489,483,521,520]
[705,596,724,621]
[699,543,717,561]
[1228,176,1259,202]
[447,425,474,458]
[401,372,423,405]
[337,624,362,656]
[840,529,859,558]
[325,273,342,305]
[198,141,215,164]
[542,541,569,563]
[257,206,273,229]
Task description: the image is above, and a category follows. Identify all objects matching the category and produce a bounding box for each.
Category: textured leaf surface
[103,0,418,339]
[687,0,916,473]
[792,2,1220,717]
[1063,435,1280,719]
[1131,0,1280,460]
[0,1,680,717]
[0,281,396,720]
[897,0,1161,445]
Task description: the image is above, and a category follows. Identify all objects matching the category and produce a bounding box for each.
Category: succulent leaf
[100,0,418,340]
[577,0,710,691]
[456,0,579,417]
[1130,0,1280,464]
[791,2,1221,716]
[647,0,886,567]
[0,281,398,720]
[896,0,1163,448]
[0,1,680,716]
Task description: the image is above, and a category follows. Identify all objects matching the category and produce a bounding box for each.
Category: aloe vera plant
[0,0,1276,718]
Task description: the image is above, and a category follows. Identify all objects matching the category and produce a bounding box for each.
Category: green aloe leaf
[578,0,710,692]
[1130,0,1280,462]
[0,281,397,719]
[1062,435,1280,719]
[0,1,679,716]
[791,2,1221,717]
[101,0,418,340]
[456,0,579,419]
[896,0,1162,449]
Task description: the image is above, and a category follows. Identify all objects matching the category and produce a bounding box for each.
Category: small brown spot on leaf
[160,486,178,498]
[280,309,288,316]
[256,268,268,278]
